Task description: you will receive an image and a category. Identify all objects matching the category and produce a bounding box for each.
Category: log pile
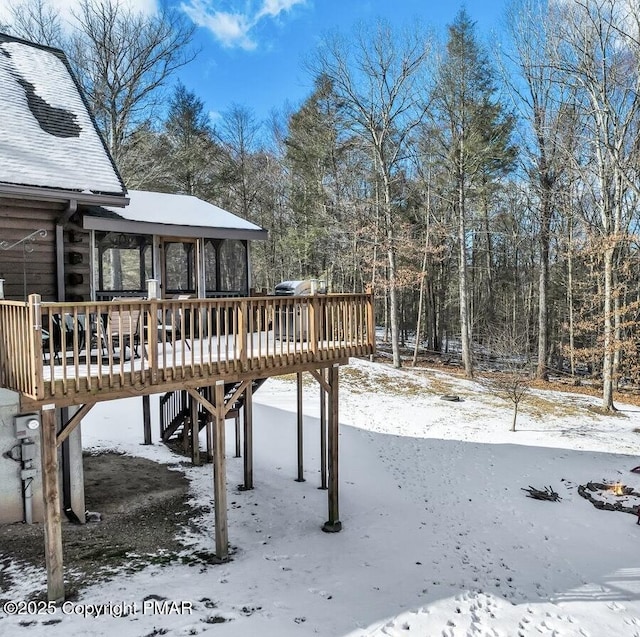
[521,485,561,502]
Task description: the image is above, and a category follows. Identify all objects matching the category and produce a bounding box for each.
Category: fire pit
[578,481,640,515]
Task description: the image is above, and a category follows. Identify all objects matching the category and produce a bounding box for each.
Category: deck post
[240,381,253,490]
[206,411,213,464]
[28,294,45,400]
[191,394,200,466]
[142,395,152,445]
[182,391,190,455]
[295,372,305,482]
[234,411,241,458]
[322,364,341,533]
[41,406,65,601]
[213,381,229,561]
[319,367,327,490]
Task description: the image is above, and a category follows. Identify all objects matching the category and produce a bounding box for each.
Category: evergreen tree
[431,9,516,378]
[284,75,344,279]
[160,82,218,197]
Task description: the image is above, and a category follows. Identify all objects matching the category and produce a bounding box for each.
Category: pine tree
[431,9,516,378]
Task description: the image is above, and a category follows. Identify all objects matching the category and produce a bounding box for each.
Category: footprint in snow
[607,601,625,611]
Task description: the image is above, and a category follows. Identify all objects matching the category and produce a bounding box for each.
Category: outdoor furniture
[43,313,86,363]
[158,294,192,349]
[98,298,144,359]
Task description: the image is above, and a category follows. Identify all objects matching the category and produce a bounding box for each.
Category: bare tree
[504,0,574,381]
[5,0,65,47]
[67,0,196,168]
[551,0,640,410]
[484,329,532,432]
[309,19,432,368]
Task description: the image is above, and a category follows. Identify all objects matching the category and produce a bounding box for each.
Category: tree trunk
[602,246,615,411]
[458,163,473,378]
[537,191,551,380]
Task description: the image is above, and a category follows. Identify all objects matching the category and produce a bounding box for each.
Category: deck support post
[213,381,229,561]
[41,406,65,601]
[240,382,253,490]
[295,372,305,482]
[182,391,189,455]
[142,395,152,445]
[234,411,241,458]
[322,365,341,533]
[319,367,327,490]
[191,394,200,466]
[205,409,213,464]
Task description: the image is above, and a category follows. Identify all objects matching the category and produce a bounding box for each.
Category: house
[0,33,375,602]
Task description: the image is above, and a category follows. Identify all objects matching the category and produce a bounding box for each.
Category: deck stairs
[159,378,267,447]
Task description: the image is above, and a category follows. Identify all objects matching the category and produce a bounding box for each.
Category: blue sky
[1,0,508,125]
[173,0,509,125]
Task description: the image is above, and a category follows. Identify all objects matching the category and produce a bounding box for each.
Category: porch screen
[219,240,247,294]
[95,232,152,294]
[164,241,196,294]
[203,239,247,295]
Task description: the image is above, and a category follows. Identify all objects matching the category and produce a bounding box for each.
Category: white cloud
[179,0,306,51]
[180,1,256,50]
[256,0,304,19]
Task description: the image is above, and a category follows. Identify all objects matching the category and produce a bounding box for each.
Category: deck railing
[0,293,375,403]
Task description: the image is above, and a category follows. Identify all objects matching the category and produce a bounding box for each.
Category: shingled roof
[0,33,126,200]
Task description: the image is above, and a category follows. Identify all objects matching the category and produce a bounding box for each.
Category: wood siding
[0,199,62,301]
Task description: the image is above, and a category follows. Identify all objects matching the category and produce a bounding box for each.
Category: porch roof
[83,190,268,241]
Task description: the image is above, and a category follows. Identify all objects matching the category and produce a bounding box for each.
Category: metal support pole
[323,365,341,533]
[295,372,305,482]
[319,367,328,490]
[234,411,241,458]
[142,395,152,445]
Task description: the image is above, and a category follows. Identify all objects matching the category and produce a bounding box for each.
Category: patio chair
[159,294,192,350]
[100,298,144,359]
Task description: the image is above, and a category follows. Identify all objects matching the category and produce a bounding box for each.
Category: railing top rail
[36,292,373,310]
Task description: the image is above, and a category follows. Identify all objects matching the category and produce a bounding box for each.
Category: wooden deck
[0,293,375,408]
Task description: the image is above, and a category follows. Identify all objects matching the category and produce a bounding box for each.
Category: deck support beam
[213,381,229,561]
[41,406,65,601]
[295,372,305,482]
[234,411,241,458]
[322,365,341,533]
[142,395,152,445]
[319,367,327,490]
[240,382,253,490]
[191,395,200,465]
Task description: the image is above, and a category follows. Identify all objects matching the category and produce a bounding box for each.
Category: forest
[3,0,640,409]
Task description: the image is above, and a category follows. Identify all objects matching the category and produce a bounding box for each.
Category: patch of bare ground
[0,452,216,602]
[364,352,637,419]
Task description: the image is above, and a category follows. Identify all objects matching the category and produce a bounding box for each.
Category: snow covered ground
[3,357,640,636]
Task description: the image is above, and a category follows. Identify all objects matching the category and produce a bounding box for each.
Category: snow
[3,357,640,636]
[100,190,266,233]
[0,39,123,195]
